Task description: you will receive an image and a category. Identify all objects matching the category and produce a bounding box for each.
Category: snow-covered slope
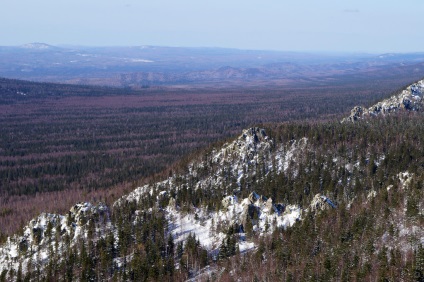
[114,127,312,252]
[0,127,322,275]
[0,203,112,273]
[343,78,424,122]
[121,126,342,262]
[164,192,302,254]
[118,127,307,204]
[1,119,422,278]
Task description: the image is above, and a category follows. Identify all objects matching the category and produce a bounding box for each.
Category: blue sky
[2,0,423,53]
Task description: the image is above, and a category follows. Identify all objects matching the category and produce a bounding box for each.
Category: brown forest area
[0,70,423,239]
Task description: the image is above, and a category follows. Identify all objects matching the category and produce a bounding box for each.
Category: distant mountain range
[1,43,424,88]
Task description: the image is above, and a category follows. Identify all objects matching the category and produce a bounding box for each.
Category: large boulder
[309,194,328,213]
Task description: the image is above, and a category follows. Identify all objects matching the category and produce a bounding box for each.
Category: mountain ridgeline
[0,81,424,281]
[343,78,424,123]
[2,44,424,88]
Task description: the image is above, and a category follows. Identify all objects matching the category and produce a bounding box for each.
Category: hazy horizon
[2,0,424,53]
[1,42,392,55]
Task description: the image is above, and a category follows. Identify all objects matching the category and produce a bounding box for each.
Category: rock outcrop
[309,193,337,213]
[343,79,424,122]
[0,203,111,273]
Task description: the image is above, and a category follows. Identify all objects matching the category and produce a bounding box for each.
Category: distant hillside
[0,77,133,104]
[1,44,424,88]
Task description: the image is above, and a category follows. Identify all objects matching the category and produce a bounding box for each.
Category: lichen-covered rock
[264,198,274,213]
[221,195,237,210]
[309,194,329,213]
[344,106,365,122]
[398,171,414,189]
[168,197,177,209]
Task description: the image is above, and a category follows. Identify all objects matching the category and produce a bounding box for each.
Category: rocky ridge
[0,203,112,273]
[343,78,424,122]
[114,127,315,252]
[0,126,335,275]
[1,107,423,278]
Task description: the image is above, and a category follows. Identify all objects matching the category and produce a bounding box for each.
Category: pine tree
[16,263,22,282]
[415,244,424,282]
[219,238,228,260]
[244,218,254,239]
[0,270,6,282]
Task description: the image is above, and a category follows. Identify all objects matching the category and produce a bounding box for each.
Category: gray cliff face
[343,78,424,122]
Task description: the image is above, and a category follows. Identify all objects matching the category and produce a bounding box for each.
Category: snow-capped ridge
[116,127,277,205]
[0,126,313,276]
[20,43,56,50]
[343,78,424,122]
[116,127,309,208]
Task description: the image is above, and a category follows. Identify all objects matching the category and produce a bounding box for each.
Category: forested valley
[1,113,423,281]
[1,71,420,238]
[0,74,423,281]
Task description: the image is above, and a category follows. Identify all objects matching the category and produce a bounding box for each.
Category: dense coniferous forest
[0,75,424,281]
[1,113,423,281]
[1,73,422,238]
